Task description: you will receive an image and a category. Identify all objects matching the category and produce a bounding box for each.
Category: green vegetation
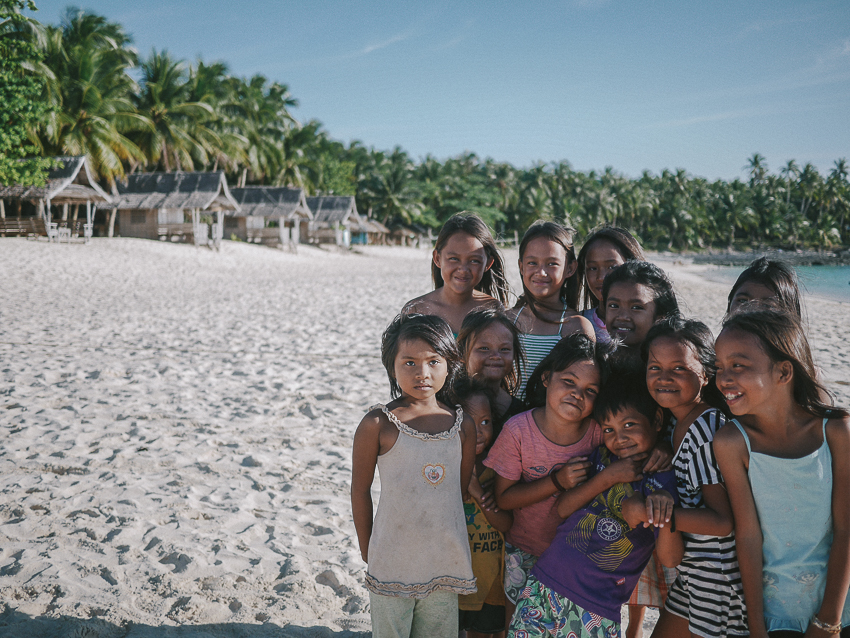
[3,4,849,250]
[0,0,54,186]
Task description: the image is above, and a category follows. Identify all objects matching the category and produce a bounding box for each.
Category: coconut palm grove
[2,1,849,250]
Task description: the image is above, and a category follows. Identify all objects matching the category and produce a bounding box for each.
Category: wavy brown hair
[431,213,510,305]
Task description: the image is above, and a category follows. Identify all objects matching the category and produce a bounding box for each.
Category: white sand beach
[0,239,847,637]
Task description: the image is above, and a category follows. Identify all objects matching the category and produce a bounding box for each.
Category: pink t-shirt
[483,409,602,556]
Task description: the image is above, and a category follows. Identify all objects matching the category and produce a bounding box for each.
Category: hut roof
[229,186,313,220]
[306,195,358,224]
[0,156,112,204]
[110,171,239,211]
[354,216,390,234]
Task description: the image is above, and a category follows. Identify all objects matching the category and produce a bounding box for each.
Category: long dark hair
[577,226,646,310]
[602,260,679,321]
[515,220,580,320]
[726,256,802,318]
[524,333,614,408]
[720,309,847,418]
[381,313,462,405]
[456,306,525,396]
[642,315,726,411]
[431,213,510,305]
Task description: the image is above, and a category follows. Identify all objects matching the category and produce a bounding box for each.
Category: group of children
[350,212,850,638]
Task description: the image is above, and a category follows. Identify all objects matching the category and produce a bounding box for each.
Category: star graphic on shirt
[596,517,623,542]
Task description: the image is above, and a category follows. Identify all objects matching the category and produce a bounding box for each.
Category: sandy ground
[0,239,847,637]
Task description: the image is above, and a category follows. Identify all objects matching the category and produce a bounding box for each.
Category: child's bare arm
[459,414,477,501]
[494,457,591,511]
[556,457,644,519]
[818,416,850,627]
[642,439,673,473]
[351,413,382,564]
[471,476,513,533]
[656,519,684,568]
[715,424,769,638]
[673,483,733,537]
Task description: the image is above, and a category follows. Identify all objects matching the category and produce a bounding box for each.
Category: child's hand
[645,491,675,528]
[469,473,500,511]
[603,455,645,484]
[555,457,591,489]
[621,495,648,528]
[643,441,673,473]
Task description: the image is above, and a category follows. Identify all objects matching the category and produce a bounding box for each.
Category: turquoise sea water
[704,265,850,304]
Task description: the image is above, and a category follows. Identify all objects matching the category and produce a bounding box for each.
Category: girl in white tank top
[351,313,478,638]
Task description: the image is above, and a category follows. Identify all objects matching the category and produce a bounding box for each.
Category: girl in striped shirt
[643,316,748,638]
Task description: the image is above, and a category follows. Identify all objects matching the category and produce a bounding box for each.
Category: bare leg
[505,600,516,634]
[649,608,691,638]
[625,605,647,638]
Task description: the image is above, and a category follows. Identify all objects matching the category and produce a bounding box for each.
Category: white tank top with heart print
[364,405,477,599]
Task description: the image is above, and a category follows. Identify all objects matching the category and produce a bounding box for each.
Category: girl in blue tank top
[509,221,595,400]
[714,308,850,638]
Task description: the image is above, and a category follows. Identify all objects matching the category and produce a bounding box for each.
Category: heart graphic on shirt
[422,464,445,486]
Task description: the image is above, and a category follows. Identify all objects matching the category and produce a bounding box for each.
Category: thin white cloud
[817,38,850,65]
[360,33,409,56]
[737,12,820,37]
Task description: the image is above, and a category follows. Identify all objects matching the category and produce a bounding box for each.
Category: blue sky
[28,0,850,181]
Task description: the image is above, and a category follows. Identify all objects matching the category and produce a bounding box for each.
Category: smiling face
[600,406,660,459]
[393,338,448,401]
[728,281,777,315]
[605,282,659,347]
[584,239,626,303]
[646,336,708,415]
[464,393,494,455]
[433,232,493,296]
[465,322,515,384]
[714,327,782,416]
[542,359,601,424]
[519,237,576,303]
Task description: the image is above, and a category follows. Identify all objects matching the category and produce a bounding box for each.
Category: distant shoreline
[688,249,850,266]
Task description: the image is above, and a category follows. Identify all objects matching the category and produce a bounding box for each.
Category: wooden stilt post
[0,199,5,219]
[85,201,93,243]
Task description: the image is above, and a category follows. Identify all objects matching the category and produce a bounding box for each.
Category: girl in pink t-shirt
[484,333,609,625]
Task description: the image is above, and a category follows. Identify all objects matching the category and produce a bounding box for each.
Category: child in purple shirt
[509,374,683,638]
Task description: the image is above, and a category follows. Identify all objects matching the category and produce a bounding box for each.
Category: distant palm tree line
[12,8,850,249]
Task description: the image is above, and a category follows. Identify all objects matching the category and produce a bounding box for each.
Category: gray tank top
[365,405,477,598]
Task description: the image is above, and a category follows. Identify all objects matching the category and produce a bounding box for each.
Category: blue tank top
[732,418,850,632]
[514,304,567,401]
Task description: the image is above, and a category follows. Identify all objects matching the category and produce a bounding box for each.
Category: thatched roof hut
[109,171,239,248]
[227,186,313,249]
[0,156,111,205]
[306,195,359,246]
[351,215,390,245]
[0,156,111,242]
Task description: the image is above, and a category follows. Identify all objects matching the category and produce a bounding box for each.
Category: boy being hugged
[509,374,683,638]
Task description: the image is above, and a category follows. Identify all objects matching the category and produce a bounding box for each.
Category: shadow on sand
[0,607,370,638]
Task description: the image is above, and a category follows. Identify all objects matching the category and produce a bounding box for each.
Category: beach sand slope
[0,240,845,637]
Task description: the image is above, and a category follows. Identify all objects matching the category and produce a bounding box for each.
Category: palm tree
[226,74,298,184]
[745,153,768,186]
[132,50,221,172]
[365,147,422,225]
[36,9,148,187]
